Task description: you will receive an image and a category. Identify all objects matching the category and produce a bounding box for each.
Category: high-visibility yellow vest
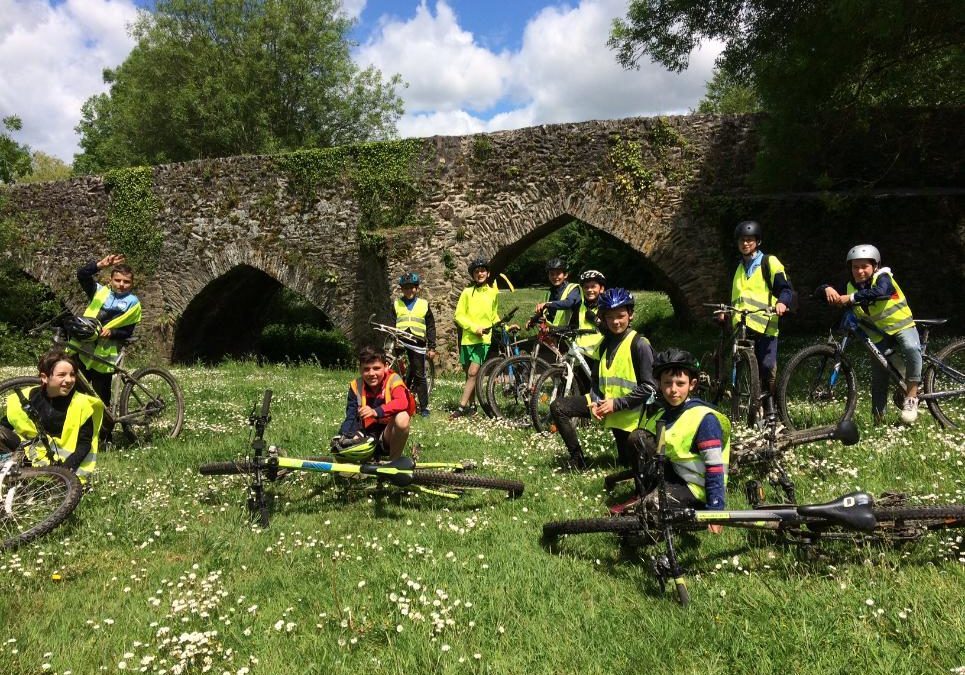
[643,404,731,502]
[847,271,914,337]
[454,284,500,346]
[72,285,142,373]
[575,301,603,354]
[545,283,581,327]
[731,256,784,336]
[349,372,416,428]
[5,387,103,482]
[394,297,429,338]
[598,329,648,431]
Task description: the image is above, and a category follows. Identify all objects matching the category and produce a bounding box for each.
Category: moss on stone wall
[104,167,163,274]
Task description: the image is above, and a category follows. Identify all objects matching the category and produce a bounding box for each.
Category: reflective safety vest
[643,403,731,503]
[731,256,783,336]
[454,283,500,346]
[5,387,103,482]
[394,297,429,338]
[349,372,416,428]
[546,283,581,327]
[597,329,648,431]
[72,285,142,373]
[847,271,914,338]
[575,302,603,354]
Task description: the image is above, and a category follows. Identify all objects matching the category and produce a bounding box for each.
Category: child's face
[547,269,567,287]
[582,281,603,302]
[400,284,418,300]
[473,267,490,284]
[659,370,696,407]
[850,260,875,284]
[110,271,133,295]
[737,235,758,257]
[603,307,632,334]
[41,360,76,398]
[360,359,387,388]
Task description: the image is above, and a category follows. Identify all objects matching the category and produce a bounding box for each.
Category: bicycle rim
[119,367,185,440]
[488,355,548,427]
[729,349,760,428]
[777,344,857,431]
[924,339,965,429]
[474,357,504,417]
[0,465,82,551]
[0,376,43,428]
[529,367,566,432]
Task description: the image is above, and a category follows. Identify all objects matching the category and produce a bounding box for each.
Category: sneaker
[566,451,588,471]
[448,405,476,420]
[872,411,887,426]
[900,397,919,425]
[420,408,431,418]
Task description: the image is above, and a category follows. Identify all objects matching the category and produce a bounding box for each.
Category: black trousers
[549,394,633,466]
[405,348,430,411]
[80,365,114,438]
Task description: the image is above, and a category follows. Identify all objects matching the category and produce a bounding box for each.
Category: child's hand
[358,405,377,420]
[591,399,614,419]
[708,524,723,534]
[824,287,841,304]
[775,302,788,316]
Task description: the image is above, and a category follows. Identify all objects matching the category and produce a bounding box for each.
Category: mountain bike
[0,314,184,442]
[0,390,84,551]
[199,390,525,526]
[369,315,436,399]
[543,419,964,606]
[473,309,525,417]
[776,313,964,430]
[528,326,598,432]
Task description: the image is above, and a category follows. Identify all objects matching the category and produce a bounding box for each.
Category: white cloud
[0,0,139,163]
[339,0,366,20]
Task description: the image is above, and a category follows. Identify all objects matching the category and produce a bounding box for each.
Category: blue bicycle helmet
[398,272,421,286]
[597,287,635,312]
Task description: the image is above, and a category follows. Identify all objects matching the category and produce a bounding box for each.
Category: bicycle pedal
[609,496,642,515]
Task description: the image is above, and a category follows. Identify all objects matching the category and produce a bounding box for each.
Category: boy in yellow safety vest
[451,257,501,418]
[535,257,582,327]
[390,272,436,417]
[819,244,922,425]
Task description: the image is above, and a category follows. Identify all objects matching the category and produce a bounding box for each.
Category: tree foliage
[695,67,761,114]
[0,116,32,184]
[17,151,73,184]
[74,0,404,173]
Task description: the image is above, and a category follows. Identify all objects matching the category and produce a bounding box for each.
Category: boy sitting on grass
[337,346,416,460]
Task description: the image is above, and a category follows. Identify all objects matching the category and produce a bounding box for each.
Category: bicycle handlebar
[703,302,775,316]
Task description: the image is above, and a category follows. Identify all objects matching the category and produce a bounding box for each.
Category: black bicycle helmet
[652,348,699,378]
[64,315,102,341]
[545,257,567,272]
[597,287,634,312]
[468,257,489,275]
[579,269,606,284]
[398,272,421,286]
[734,220,762,242]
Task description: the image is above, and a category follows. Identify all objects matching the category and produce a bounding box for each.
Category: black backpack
[761,254,799,313]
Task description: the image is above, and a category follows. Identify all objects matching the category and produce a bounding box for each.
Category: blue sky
[0,1,721,163]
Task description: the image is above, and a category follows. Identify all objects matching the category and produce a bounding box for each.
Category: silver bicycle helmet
[846,244,881,266]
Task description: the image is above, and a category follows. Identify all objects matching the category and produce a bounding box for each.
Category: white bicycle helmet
[846,244,881,266]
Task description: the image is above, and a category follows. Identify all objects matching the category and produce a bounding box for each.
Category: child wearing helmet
[624,348,730,529]
[819,244,922,424]
[549,287,656,470]
[535,257,582,327]
[729,221,793,399]
[575,270,606,364]
[337,346,416,460]
[390,272,436,417]
[451,257,502,418]
[1,349,104,482]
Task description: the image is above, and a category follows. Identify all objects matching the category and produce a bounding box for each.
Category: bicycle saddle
[914,319,946,326]
[797,492,876,531]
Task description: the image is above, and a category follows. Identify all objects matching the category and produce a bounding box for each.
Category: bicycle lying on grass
[199,390,525,526]
[1,390,83,552]
[777,312,965,430]
[369,315,436,399]
[543,416,964,606]
[0,313,185,442]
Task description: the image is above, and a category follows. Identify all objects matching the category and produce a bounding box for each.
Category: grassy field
[0,292,963,675]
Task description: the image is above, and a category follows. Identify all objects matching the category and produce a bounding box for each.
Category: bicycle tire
[529,366,567,432]
[777,344,858,431]
[0,376,43,424]
[487,354,552,427]
[542,516,643,539]
[119,367,185,440]
[475,356,505,417]
[872,505,965,529]
[426,359,436,397]
[411,470,524,498]
[0,465,82,551]
[923,338,965,429]
[199,460,255,475]
[725,349,760,428]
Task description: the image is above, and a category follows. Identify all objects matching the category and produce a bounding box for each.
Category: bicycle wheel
[199,460,254,475]
[411,470,524,498]
[725,349,760,428]
[542,516,643,539]
[0,376,43,425]
[487,355,552,427]
[426,359,436,397]
[0,465,83,551]
[474,356,505,417]
[870,505,965,540]
[119,367,185,440]
[529,366,567,432]
[923,338,965,429]
[777,344,858,431]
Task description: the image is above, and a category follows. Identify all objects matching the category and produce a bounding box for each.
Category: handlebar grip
[260,390,273,417]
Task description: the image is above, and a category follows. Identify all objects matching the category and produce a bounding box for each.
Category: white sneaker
[900,397,919,425]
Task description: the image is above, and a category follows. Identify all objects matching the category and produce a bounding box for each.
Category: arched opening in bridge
[489,215,677,332]
[172,265,351,365]
[0,268,69,363]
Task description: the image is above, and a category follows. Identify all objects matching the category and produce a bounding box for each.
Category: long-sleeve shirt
[592,329,657,410]
[453,283,500,345]
[816,267,899,307]
[1,388,94,471]
[545,282,582,326]
[662,399,726,510]
[76,260,139,341]
[389,297,437,349]
[338,374,412,436]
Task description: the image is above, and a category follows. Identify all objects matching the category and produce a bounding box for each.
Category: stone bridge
[1,109,962,365]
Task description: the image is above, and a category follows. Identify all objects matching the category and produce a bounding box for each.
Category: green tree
[0,116,32,183]
[18,151,73,184]
[74,0,404,173]
[695,67,761,114]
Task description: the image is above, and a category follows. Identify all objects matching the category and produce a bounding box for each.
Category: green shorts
[459,344,489,368]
